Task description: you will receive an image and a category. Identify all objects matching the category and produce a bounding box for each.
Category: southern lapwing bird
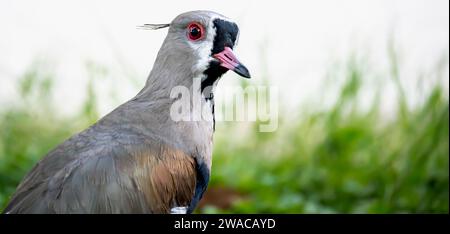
[3,10,250,214]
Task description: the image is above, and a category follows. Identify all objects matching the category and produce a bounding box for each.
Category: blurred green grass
[0,52,448,213]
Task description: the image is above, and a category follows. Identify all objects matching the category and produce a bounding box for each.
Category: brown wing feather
[126,143,196,213]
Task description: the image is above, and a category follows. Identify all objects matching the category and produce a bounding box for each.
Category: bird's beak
[213,47,251,78]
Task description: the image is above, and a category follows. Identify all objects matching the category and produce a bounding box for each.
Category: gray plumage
[3,10,249,214]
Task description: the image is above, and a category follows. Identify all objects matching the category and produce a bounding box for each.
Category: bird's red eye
[187,23,203,41]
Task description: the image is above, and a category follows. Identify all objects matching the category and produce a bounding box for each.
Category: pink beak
[213,47,251,78]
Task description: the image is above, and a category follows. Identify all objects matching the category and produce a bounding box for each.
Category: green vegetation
[0,52,448,213]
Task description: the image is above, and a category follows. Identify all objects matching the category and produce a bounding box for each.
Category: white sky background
[0,0,448,117]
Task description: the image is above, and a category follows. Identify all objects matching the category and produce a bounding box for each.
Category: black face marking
[210,19,239,54]
[201,19,239,94]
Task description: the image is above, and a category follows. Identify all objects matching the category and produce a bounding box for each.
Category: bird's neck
[137,51,224,104]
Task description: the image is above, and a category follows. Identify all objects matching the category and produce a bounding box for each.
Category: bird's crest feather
[137,24,170,30]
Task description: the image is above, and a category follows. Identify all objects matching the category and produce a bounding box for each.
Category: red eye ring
[187,22,204,41]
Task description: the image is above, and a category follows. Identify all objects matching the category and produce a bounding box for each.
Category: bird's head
[140,11,250,85]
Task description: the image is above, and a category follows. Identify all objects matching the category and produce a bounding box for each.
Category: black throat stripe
[201,19,239,131]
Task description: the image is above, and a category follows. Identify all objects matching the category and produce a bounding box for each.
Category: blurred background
[0,0,448,213]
